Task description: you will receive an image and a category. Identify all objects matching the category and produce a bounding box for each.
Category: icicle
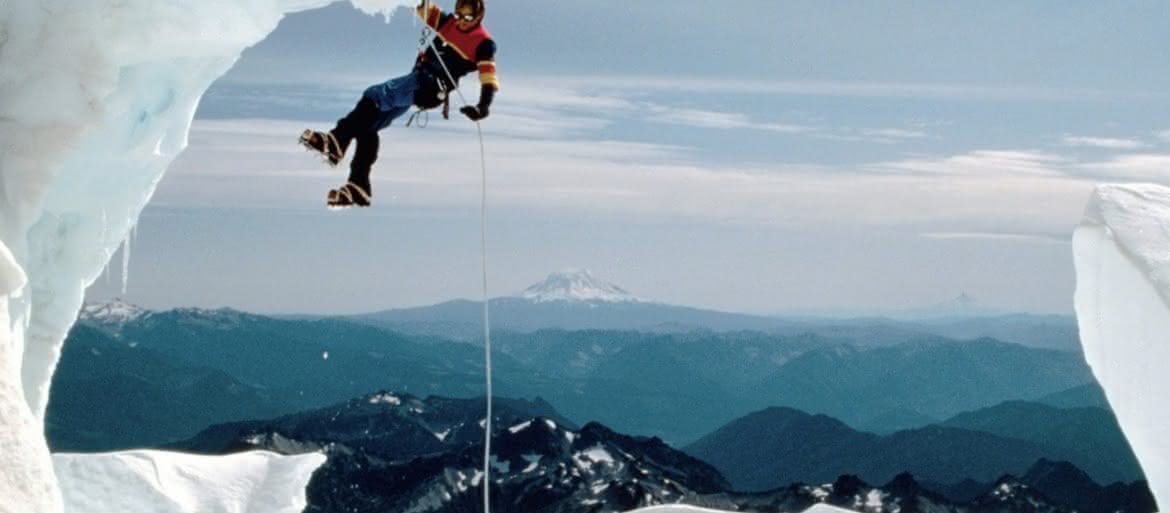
[120,205,140,295]
[120,228,131,295]
[101,209,111,284]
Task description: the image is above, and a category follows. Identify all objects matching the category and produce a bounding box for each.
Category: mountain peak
[518,269,641,303]
[79,298,147,324]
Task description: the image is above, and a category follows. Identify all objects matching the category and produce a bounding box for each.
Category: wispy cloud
[815,127,932,145]
[1061,135,1147,150]
[501,82,940,145]
[865,128,928,139]
[201,79,953,147]
[873,150,1071,177]
[499,83,819,135]
[920,231,1068,245]
[499,83,639,113]
[644,105,814,134]
[559,76,1148,102]
[1156,130,1170,143]
[1079,153,1170,180]
[162,118,1094,236]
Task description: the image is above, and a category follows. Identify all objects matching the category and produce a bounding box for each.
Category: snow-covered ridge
[79,298,147,324]
[79,299,251,325]
[369,392,403,405]
[519,269,642,303]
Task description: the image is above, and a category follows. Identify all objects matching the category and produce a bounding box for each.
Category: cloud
[920,231,1068,245]
[864,128,928,139]
[476,107,614,139]
[643,104,814,134]
[496,81,936,143]
[161,118,1096,237]
[496,82,817,135]
[1156,130,1170,143]
[496,83,640,113]
[872,150,1071,177]
[558,76,1135,102]
[1079,153,1170,180]
[204,79,952,145]
[1061,135,1147,150]
[815,127,932,145]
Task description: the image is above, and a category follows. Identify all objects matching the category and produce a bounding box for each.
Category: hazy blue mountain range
[492,330,1093,438]
[339,270,1080,351]
[350,299,1080,352]
[167,390,1154,513]
[917,314,1080,352]
[684,404,1144,492]
[103,307,560,405]
[747,338,1094,433]
[67,299,1096,446]
[47,324,292,451]
[1037,382,1110,409]
[350,297,789,340]
[941,401,1142,482]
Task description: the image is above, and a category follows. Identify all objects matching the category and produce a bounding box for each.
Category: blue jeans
[329,71,423,192]
[361,71,420,132]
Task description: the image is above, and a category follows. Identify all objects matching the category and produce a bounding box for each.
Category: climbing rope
[417,10,495,513]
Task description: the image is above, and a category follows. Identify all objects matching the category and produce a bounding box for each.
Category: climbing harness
[405,76,449,128]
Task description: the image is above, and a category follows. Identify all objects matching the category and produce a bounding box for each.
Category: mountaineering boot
[299,129,345,166]
[327,182,372,209]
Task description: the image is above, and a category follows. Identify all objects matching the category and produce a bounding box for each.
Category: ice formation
[53,450,327,513]
[0,1,410,511]
[1074,183,1170,511]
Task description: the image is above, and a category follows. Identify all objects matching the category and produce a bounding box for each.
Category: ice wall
[0,1,408,512]
[1074,183,1170,511]
[0,243,61,513]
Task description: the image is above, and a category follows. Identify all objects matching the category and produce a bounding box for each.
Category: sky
[83,0,1170,316]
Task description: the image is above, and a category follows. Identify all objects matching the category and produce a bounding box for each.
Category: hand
[460,105,489,121]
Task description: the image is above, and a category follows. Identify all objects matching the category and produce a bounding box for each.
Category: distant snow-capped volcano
[79,298,147,324]
[519,269,641,303]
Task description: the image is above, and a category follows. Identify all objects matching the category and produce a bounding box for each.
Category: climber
[300,0,499,208]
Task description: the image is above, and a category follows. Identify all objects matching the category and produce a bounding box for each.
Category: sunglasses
[455,12,477,21]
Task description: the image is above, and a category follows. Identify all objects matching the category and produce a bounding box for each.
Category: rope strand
[419,14,493,513]
[477,121,492,513]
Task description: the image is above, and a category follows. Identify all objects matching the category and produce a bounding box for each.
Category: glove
[461,105,489,121]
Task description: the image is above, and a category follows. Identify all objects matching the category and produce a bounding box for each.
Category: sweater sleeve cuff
[478,84,496,111]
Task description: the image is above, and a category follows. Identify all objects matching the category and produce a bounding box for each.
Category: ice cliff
[0,1,408,511]
[1074,183,1170,511]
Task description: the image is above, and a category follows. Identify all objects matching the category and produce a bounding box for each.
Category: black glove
[461,105,489,121]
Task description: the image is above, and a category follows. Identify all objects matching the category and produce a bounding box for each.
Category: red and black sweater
[416,4,499,109]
